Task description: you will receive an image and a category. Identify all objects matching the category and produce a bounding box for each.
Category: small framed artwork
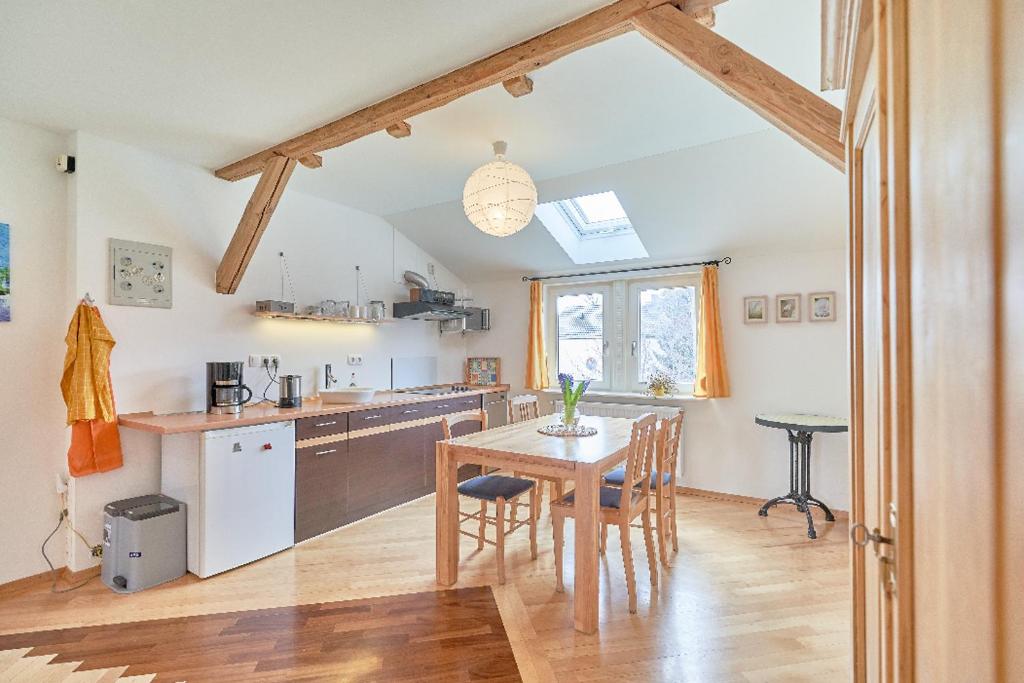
[466,357,501,386]
[809,291,837,322]
[744,296,768,323]
[109,238,173,308]
[0,222,10,322]
[776,294,801,322]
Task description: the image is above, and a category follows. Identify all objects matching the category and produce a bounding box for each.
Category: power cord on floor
[41,492,100,594]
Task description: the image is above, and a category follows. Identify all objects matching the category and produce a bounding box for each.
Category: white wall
[53,132,466,572]
[0,118,72,583]
[468,248,850,510]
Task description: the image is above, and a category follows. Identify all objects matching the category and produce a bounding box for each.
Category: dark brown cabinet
[294,441,347,542]
[346,430,395,523]
[294,392,497,540]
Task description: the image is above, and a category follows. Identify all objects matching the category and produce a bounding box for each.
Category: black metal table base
[758,429,835,539]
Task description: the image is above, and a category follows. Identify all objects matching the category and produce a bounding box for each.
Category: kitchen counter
[118,385,510,435]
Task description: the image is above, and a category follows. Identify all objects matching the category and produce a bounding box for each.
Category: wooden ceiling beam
[631,4,845,171]
[386,121,412,138]
[215,154,296,294]
[214,0,675,181]
[502,74,534,97]
[298,153,322,169]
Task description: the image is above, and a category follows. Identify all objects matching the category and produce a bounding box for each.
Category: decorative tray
[538,423,598,438]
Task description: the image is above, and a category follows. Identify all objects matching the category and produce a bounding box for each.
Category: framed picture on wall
[809,291,837,321]
[776,294,801,322]
[466,357,501,386]
[743,296,768,323]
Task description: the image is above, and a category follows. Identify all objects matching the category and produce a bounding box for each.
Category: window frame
[625,274,701,395]
[545,272,701,395]
[546,283,613,390]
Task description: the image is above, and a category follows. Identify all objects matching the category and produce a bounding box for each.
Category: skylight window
[535,190,648,265]
[555,191,633,240]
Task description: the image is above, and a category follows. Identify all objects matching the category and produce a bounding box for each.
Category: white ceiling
[0,0,838,217]
[386,129,847,282]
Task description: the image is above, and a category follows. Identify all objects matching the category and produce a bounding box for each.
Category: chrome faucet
[324,363,338,389]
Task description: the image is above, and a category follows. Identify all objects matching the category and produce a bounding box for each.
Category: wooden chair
[507,395,565,519]
[551,413,659,614]
[602,412,683,566]
[442,411,538,584]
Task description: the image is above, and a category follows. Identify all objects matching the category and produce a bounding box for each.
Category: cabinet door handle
[438,404,450,409]
[314,448,338,456]
[402,408,420,414]
[362,414,381,420]
[314,420,337,427]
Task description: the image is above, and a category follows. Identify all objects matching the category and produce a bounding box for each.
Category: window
[547,274,699,394]
[552,287,610,388]
[534,190,648,264]
[557,191,632,239]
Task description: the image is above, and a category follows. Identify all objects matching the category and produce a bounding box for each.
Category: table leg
[435,442,459,586]
[573,464,601,634]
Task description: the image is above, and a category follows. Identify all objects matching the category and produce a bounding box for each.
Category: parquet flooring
[0,493,850,682]
[0,586,516,682]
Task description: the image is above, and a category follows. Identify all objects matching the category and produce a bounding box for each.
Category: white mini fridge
[162,421,295,578]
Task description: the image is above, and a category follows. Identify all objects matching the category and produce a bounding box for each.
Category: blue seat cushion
[560,486,631,510]
[457,475,535,501]
[602,466,671,488]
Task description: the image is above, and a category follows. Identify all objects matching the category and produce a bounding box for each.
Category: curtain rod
[520,257,731,282]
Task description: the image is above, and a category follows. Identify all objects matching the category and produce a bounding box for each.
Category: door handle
[402,408,420,414]
[850,522,893,555]
[314,420,337,428]
[631,340,637,357]
[314,448,338,456]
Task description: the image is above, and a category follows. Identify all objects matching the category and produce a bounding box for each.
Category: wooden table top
[446,414,636,468]
[755,413,849,433]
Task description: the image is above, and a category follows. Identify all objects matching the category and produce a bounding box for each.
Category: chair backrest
[618,413,659,509]
[507,394,540,424]
[441,410,488,440]
[656,411,684,494]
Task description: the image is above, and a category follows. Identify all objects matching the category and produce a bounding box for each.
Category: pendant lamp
[462,141,537,237]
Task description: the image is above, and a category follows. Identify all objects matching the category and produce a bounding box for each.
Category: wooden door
[846,0,1022,679]
[843,0,909,679]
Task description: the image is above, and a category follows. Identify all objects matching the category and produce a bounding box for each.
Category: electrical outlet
[249,354,281,369]
[347,354,363,366]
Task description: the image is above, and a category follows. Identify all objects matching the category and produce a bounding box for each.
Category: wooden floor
[0,493,850,682]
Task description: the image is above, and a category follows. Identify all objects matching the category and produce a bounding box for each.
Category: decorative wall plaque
[109,239,172,308]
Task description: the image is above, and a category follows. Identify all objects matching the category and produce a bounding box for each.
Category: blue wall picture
[0,223,9,322]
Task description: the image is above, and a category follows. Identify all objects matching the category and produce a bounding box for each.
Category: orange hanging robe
[61,302,124,476]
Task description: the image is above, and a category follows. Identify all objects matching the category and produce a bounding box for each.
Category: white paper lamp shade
[462,142,537,237]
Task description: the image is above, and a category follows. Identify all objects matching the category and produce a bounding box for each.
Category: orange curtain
[694,265,731,398]
[61,303,124,476]
[525,281,549,390]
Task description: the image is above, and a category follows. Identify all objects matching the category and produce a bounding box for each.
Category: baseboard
[0,564,103,599]
[677,485,849,518]
[0,568,57,599]
[63,565,101,584]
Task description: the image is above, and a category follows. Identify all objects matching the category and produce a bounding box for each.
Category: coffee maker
[206,361,252,414]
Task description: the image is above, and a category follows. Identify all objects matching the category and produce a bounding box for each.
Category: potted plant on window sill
[646,371,678,398]
[558,373,591,428]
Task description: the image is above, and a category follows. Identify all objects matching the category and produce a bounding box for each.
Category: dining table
[435,413,638,634]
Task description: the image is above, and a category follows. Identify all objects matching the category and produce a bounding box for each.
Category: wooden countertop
[118,386,509,435]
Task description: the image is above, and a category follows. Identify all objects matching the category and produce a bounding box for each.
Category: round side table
[754,413,849,539]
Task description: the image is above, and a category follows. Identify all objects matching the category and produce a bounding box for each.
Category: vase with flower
[558,373,591,428]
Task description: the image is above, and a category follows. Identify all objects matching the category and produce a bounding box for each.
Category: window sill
[539,388,705,408]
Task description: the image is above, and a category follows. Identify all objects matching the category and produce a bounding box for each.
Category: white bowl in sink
[320,388,376,404]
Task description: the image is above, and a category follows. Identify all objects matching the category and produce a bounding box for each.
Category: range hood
[393,301,472,321]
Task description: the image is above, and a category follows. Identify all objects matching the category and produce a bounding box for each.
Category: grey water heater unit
[101,494,186,593]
